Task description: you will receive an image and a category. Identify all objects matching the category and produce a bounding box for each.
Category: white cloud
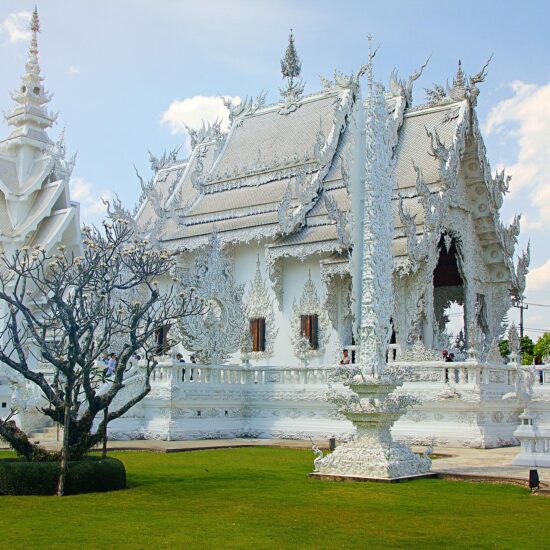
[527,259,550,295]
[70,177,110,225]
[67,65,80,76]
[485,80,550,228]
[0,11,31,44]
[160,95,240,136]
[485,80,550,337]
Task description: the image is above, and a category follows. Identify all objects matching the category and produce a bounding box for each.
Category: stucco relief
[178,233,245,364]
[242,256,279,359]
[290,271,330,360]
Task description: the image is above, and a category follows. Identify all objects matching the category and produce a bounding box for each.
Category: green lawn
[1,447,549,549]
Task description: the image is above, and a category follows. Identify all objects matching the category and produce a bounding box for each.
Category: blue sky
[0,1,549,338]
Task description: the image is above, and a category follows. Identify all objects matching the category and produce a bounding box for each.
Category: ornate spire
[447,59,467,101]
[366,34,375,94]
[4,6,56,145]
[279,29,304,114]
[453,60,466,88]
[280,29,301,85]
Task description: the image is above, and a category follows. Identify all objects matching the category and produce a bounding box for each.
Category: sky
[0,0,549,340]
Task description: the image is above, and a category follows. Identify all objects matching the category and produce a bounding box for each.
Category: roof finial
[31,5,40,34]
[281,29,302,86]
[279,29,304,114]
[453,59,465,88]
[357,34,379,87]
[367,34,374,94]
[3,5,56,143]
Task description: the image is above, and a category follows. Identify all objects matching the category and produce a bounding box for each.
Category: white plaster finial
[4,5,56,143]
[279,29,304,111]
[281,29,302,84]
[31,5,40,33]
[358,34,379,94]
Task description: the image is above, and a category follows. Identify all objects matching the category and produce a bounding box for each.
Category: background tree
[0,220,204,495]
[534,333,550,364]
[498,339,510,360]
[520,335,535,365]
[499,336,535,365]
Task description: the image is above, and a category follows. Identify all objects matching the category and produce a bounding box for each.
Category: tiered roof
[135,49,526,295]
[0,8,80,258]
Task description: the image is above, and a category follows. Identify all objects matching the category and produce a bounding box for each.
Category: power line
[525,302,550,308]
[524,327,550,333]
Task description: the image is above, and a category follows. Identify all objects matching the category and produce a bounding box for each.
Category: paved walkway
[2,437,548,490]
[419,445,550,487]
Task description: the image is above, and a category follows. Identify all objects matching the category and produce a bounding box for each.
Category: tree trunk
[0,420,56,461]
[102,407,108,458]
[57,388,71,496]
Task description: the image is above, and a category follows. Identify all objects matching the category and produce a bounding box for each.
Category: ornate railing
[146,357,546,391]
[148,359,334,387]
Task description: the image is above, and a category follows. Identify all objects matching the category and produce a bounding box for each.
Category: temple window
[250,318,266,352]
[433,235,465,350]
[300,314,319,350]
[155,325,170,355]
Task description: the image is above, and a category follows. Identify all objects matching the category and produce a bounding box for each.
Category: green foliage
[520,336,534,357]
[534,333,550,361]
[0,456,125,495]
[498,340,510,358]
[520,336,535,365]
[1,448,550,549]
[499,336,536,364]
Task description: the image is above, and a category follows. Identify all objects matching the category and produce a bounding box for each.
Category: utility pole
[512,296,529,338]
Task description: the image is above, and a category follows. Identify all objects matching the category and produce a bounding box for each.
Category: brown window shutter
[259,318,266,352]
[300,315,308,337]
[250,319,258,352]
[310,314,318,350]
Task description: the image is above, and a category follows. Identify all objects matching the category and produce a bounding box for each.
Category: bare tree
[0,220,204,495]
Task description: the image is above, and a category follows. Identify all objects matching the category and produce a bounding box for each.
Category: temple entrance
[433,235,465,352]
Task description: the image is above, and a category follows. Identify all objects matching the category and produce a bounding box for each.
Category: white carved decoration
[400,341,441,362]
[290,271,330,359]
[314,52,431,480]
[178,234,244,364]
[242,256,278,359]
[266,256,284,310]
[355,80,395,378]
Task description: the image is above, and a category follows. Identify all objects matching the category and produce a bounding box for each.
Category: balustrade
[145,359,334,388]
[144,356,549,391]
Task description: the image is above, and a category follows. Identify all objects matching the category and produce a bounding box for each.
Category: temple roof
[142,86,463,250]
[135,67,522,291]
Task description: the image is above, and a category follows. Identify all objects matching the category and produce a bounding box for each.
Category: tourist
[107,353,117,377]
[176,353,190,382]
[442,349,449,361]
[446,353,455,363]
[99,354,110,382]
[340,349,351,366]
[187,354,196,382]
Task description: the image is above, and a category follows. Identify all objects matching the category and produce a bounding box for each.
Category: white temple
[3,21,549,453]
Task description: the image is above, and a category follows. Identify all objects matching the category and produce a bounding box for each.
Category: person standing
[107,353,117,377]
[340,349,351,365]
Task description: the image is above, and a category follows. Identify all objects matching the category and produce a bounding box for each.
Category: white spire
[4,6,56,145]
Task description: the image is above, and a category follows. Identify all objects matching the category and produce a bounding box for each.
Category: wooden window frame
[250,318,266,352]
[300,313,319,350]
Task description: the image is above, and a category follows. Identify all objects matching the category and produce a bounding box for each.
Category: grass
[1,447,549,549]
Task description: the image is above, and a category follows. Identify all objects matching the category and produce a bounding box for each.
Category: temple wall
[105,359,550,448]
